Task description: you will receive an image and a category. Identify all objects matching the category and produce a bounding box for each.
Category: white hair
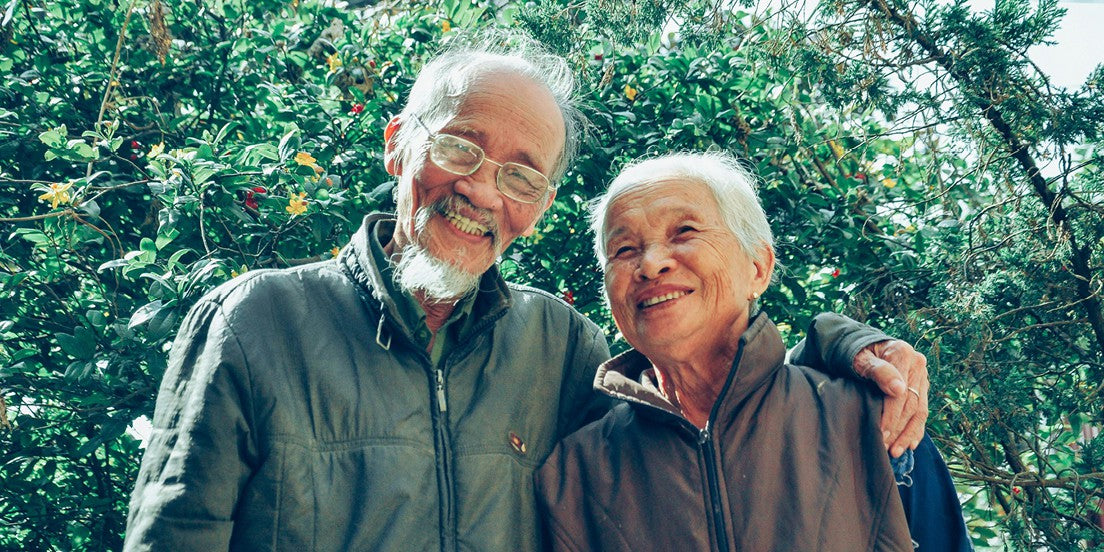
[589,152,775,266]
[392,29,583,185]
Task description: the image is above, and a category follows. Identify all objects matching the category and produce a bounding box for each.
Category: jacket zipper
[698,422,730,551]
[436,367,448,412]
[431,364,456,551]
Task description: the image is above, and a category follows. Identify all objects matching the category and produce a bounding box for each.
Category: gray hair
[392,29,583,185]
[589,152,775,266]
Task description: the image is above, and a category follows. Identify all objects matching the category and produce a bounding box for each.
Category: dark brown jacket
[535,314,912,552]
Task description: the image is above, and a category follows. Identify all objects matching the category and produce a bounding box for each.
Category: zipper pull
[698,423,712,445]
[435,368,448,412]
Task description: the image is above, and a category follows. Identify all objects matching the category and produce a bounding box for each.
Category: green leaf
[278,128,300,161]
[56,326,96,360]
[128,300,164,330]
[38,126,66,148]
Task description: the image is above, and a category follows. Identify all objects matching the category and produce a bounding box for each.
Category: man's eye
[450,141,475,155]
[504,168,534,187]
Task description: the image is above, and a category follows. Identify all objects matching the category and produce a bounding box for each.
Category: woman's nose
[635,244,676,280]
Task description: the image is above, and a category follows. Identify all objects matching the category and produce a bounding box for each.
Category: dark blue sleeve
[892,433,973,551]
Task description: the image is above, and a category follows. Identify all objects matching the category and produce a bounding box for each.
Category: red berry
[130,140,140,149]
[369,60,377,68]
[594,54,603,61]
[1013,487,1021,495]
[831,268,841,278]
[129,154,138,161]
[562,290,575,305]
[252,186,267,193]
[350,103,365,115]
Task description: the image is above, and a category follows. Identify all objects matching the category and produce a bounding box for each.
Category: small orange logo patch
[508,431,526,454]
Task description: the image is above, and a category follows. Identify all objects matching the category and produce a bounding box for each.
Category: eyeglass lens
[427,134,549,203]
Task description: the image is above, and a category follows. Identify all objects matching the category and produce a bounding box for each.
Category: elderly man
[124,32,928,551]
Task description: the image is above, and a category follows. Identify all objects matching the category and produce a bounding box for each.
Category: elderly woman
[535,152,970,551]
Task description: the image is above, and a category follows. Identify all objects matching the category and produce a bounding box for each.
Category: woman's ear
[750,244,776,298]
[383,116,402,176]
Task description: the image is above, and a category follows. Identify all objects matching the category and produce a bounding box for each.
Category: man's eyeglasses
[410,115,553,204]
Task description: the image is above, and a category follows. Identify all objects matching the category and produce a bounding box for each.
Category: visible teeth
[445,211,489,236]
[641,291,688,307]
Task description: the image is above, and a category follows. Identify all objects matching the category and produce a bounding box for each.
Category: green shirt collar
[368,220,478,364]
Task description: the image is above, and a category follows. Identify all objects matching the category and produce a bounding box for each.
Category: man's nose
[455,161,504,211]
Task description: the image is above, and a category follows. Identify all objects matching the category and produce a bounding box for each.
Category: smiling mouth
[444,211,490,237]
[639,290,691,308]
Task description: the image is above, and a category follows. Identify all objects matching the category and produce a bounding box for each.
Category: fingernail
[891,445,904,457]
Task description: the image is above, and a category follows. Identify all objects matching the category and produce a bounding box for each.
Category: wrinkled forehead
[604,176,706,220]
[448,70,566,172]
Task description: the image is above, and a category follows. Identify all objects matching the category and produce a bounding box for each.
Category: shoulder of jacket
[505,282,598,326]
[561,402,637,446]
[782,362,881,411]
[193,259,347,311]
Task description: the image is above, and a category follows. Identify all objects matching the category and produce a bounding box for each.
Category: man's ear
[521,188,557,237]
[383,116,402,176]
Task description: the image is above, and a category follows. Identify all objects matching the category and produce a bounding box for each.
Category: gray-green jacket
[124,214,611,551]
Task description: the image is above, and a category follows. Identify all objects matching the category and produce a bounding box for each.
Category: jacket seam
[581,494,636,551]
[545,514,587,552]
[215,301,258,451]
[867,481,890,551]
[205,299,270,549]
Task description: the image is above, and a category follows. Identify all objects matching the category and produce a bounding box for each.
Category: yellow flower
[624,84,638,101]
[326,52,342,73]
[441,20,452,32]
[38,182,73,209]
[330,246,340,258]
[286,192,308,216]
[828,140,845,159]
[294,151,317,166]
[882,178,897,188]
[149,142,164,157]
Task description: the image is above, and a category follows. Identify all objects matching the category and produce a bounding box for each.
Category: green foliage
[2,0,1102,550]
[0,0,449,547]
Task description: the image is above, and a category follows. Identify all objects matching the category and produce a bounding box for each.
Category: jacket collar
[594,313,787,426]
[339,213,513,346]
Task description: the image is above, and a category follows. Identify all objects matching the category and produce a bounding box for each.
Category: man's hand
[853,339,929,458]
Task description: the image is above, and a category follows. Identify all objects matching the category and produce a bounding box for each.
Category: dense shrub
[1,0,1100,549]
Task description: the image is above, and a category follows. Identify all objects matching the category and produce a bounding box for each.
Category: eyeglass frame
[407,114,555,204]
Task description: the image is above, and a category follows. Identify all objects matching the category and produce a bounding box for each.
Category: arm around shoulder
[790,312,889,378]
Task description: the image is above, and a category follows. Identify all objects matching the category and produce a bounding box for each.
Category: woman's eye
[613,246,635,258]
[676,225,697,235]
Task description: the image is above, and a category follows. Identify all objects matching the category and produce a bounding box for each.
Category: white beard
[393,242,482,302]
